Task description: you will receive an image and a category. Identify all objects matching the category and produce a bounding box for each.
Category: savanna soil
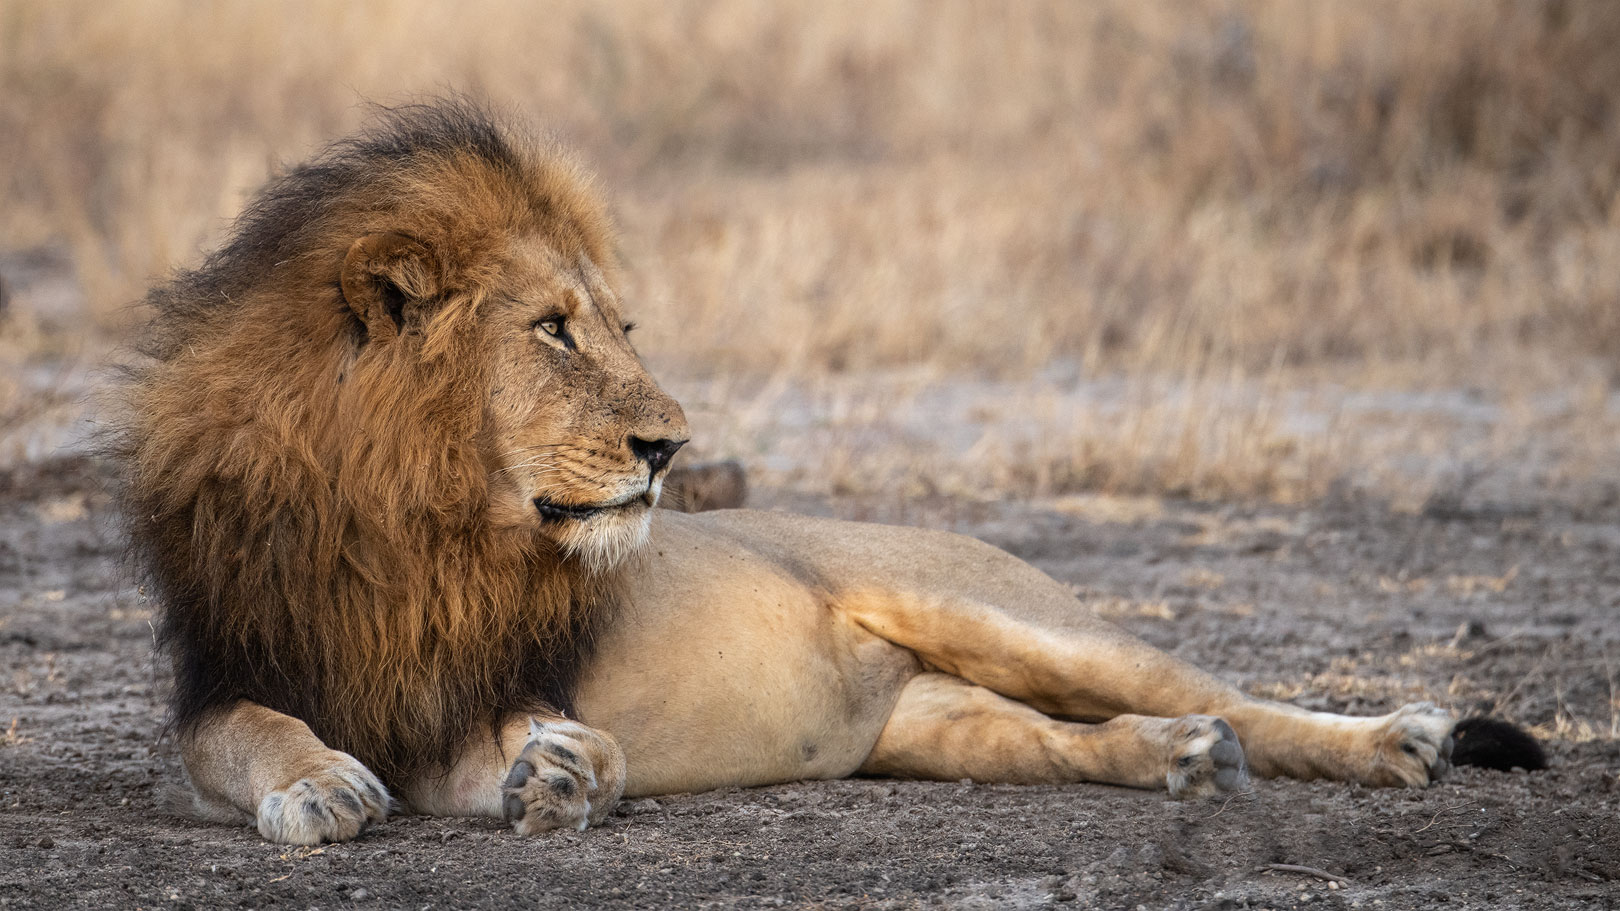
[1,456,1616,910]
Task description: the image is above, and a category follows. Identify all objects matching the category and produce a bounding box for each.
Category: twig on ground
[1203,791,1248,819]
[1414,803,1471,833]
[1261,863,1352,885]
[1489,853,1522,871]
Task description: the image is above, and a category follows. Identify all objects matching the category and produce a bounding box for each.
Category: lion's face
[340,229,688,571]
[477,244,689,569]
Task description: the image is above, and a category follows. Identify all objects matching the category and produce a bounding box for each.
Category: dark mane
[116,98,619,786]
[144,99,528,361]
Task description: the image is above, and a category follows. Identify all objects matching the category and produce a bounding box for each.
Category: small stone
[36,837,54,849]
[349,888,371,901]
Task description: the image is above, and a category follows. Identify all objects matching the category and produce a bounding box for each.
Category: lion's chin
[548,503,654,574]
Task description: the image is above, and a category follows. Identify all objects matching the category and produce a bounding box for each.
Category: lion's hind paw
[1374,702,1455,788]
[1167,715,1249,799]
[501,719,625,835]
[255,752,390,845]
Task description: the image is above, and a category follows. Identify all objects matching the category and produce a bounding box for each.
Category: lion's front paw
[1165,715,1249,799]
[501,719,625,835]
[256,751,390,845]
[1367,702,1455,788]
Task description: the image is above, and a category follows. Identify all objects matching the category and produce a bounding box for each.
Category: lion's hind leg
[859,673,1248,798]
[839,578,1455,789]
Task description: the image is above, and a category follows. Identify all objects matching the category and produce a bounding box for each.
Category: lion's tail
[1450,716,1547,772]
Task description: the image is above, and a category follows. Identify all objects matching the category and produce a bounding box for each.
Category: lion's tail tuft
[1450,716,1547,772]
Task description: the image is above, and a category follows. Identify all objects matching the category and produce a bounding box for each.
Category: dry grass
[3,0,1618,500]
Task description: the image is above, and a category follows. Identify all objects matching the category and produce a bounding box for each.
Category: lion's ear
[340,233,440,336]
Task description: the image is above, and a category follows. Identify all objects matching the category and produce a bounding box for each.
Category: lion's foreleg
[403,715,625,833]
[179,701,390,845]
[860,673,1248,797]
[840,591,1453,788]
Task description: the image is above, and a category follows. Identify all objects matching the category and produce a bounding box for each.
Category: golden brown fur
[127,101,1535,846]
[118,101,631,786]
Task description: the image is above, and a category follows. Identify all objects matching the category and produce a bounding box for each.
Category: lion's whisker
[496,459,565,476]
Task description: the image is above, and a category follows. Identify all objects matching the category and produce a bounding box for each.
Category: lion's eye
[533,315,576,350]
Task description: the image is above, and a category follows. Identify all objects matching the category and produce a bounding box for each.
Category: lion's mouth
[532,497,606,522]
[533,488,656,523]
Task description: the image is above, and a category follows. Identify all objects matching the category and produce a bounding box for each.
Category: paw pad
[500,719,623,835]
[1168,716,1249,799]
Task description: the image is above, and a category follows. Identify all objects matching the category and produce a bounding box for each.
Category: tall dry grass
[3,0,1617,499]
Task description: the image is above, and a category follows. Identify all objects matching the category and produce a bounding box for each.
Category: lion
[117,100,1533,846]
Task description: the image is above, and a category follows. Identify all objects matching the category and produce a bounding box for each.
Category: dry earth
[1,457,1617,910]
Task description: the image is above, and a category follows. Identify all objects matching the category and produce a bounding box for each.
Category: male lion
[119,101,1529,845]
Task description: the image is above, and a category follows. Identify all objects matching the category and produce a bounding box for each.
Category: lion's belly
[573,517,921,796]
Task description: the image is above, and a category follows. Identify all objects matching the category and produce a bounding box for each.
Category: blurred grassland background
[2,0,1618,506]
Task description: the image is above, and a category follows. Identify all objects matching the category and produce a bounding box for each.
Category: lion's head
[338,221,688,571]
[119,100,686,784]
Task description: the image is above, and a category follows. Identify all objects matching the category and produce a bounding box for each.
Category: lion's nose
[629,436,686,475]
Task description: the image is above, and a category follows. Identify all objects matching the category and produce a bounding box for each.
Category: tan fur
[134,103,1456,845]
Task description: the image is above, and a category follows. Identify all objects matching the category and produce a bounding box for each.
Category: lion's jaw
[519,467,669,573]
[544,487,658,573]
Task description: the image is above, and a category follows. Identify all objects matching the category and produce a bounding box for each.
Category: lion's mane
[117,100,621,786]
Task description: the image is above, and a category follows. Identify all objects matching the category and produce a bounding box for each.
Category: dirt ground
[1,456,1616,910]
